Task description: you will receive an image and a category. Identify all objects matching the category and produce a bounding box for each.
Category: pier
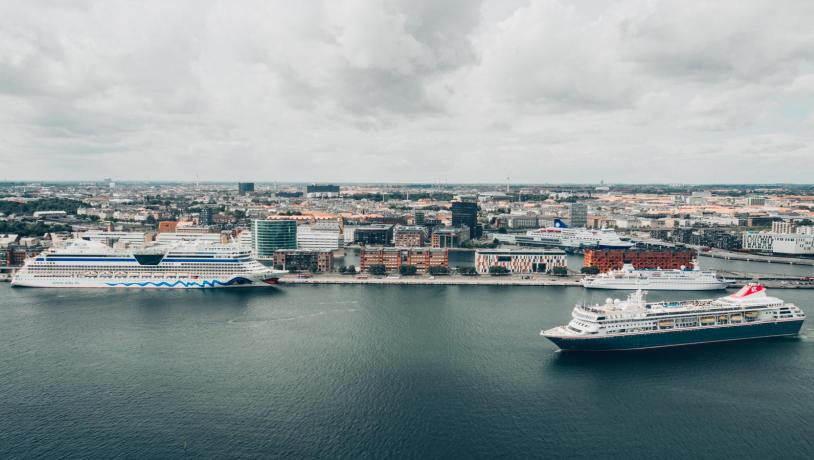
[698,249,814,266]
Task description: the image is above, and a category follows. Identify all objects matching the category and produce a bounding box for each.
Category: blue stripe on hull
[104,277,253,288]
[546,320,804,351]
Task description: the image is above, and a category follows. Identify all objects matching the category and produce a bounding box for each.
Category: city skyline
[2,0,813,183]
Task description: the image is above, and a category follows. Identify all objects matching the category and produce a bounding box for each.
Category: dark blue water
[2,284,813,458]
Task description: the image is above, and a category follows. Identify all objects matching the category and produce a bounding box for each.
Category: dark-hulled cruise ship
[542,284,805,351]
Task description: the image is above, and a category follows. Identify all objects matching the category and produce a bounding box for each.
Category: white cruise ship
[583,262,730,291]
[11,240,286,288]
[542,284,806,351]
[515,220,633,250]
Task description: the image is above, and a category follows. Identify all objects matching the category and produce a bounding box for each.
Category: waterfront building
[568,203,588,228]
[743,229,814,255]
[4,244,28,266]
[451,199,481,239]
[273,250,333,272]
[584,248,696,273]
[306,184,340,198]
[474,248,567,274]
[360,247,449,273]
[406,248,448,273]
[297,225,343,251]
[353,224,394,246]
[431,227,469,248]
[394,225,427,247]
[238,182,255,195]
[360,247,402,272]
[252,219,297,258]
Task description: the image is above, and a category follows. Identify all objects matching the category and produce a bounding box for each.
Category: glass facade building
[252,220,297,258]
[451,201,481,239]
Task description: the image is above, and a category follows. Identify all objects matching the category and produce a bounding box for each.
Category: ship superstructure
[11,240,286,288]
[516,220,633,250]
[583,261,729,291]
[542,284,805,351]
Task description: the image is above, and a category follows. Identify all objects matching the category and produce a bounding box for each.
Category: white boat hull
[10,274,280,289]
[583,280,729,291]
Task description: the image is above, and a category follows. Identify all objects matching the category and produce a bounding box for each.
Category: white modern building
[475,248,567,274]
[297,225,343,251]
[743,227,814,255]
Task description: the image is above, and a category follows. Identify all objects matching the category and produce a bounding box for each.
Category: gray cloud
[0,0,813,183]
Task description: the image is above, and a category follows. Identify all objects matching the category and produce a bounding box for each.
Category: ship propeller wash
[542,284,805,351]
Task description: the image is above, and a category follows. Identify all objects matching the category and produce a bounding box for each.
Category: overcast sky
[1,0,813,184]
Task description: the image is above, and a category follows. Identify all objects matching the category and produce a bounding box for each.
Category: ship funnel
[728,283,766,300]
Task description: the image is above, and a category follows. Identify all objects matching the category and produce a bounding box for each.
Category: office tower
[238,182,255,195]
[568,203,588,228]
[252,220,297,258]
[451,200,480,239]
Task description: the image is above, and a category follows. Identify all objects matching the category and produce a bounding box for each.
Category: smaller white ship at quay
[582,261,730,291]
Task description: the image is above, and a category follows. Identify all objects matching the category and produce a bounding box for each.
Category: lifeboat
[700,316,716,325]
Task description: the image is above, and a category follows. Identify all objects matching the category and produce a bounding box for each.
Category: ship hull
[10,275,281,289]
[544,319,804,351]
[583,281,729,291]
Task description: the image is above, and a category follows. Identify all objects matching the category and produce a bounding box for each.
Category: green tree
[458,266,478,276]
[580,266,600,275]
[551,266,569,276]
[399,265,417,276]
[346,265,356,274]
[427,266,449,276]
[367,264,387,276]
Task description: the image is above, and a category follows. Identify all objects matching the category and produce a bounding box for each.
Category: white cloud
[0,0,812,183]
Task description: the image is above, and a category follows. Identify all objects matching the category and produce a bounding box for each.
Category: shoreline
[278,274,814,289]
[279,274,582,286]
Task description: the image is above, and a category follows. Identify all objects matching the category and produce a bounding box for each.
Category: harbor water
[2,283,813,458]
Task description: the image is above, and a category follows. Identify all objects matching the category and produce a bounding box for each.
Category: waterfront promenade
[278,274,814,289]
[279,274,582,286]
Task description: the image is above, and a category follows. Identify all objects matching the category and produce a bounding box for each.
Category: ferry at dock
[515,220,634,250]
[582,261,730,291]
[542,284,805,351]
[11,240,285,288]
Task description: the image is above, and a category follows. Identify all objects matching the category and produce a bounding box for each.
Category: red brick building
[360,248,449,273]
[406,249,448,273]
[584,248,696,272]
[360,248,403,272]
